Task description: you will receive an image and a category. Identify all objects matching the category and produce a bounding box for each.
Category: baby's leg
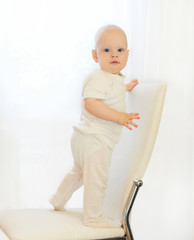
[83,144,121,228]
[50,160,83,210]
[50,131,83,210]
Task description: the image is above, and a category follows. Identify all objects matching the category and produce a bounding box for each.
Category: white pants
[50,131,120,227]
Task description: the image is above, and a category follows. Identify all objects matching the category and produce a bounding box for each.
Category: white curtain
[0,0,142,208]
[132,1,194,240]
[0,0,193,239]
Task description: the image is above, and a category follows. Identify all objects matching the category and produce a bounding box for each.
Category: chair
[0,81,167,240]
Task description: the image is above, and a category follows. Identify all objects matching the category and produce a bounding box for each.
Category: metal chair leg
[122,179,143,240]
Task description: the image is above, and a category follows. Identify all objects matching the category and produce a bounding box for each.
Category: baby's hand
[117,112,140,130]
[125,79,139,92]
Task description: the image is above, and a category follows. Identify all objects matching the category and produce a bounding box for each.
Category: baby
[50,25,140,228]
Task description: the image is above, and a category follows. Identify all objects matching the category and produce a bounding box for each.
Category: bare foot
[49,195,65,211]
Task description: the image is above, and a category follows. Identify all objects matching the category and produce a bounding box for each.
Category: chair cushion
[0,208,125,240]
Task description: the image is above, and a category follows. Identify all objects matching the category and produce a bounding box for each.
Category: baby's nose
[111,50,118,57]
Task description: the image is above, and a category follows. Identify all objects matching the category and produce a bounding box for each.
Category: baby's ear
[127,49,130,56]
[92,49,98,63]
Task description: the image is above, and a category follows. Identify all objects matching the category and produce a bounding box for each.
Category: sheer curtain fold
[132,1,194,240]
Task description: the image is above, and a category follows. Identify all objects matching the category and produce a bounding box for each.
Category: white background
[0,0,193,239]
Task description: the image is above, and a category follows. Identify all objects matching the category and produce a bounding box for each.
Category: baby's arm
[84,98,140,130]
[125,79,139,92]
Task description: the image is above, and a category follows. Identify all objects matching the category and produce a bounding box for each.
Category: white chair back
[104,82,167,220]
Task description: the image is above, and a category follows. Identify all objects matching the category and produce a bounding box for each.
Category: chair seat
[0,208,125,240]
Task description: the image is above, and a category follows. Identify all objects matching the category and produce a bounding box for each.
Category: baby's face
[92,28,129,75]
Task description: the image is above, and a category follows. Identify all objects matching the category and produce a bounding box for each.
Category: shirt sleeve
[83,71,111,100]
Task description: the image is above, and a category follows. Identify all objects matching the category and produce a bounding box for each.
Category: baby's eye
[104,48,110,52]
[118,48,124,52]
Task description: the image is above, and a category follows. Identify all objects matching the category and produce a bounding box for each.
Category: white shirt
[73,69,126,149]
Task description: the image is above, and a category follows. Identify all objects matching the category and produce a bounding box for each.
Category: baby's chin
[107,70,122,75]
[100,68,122,75]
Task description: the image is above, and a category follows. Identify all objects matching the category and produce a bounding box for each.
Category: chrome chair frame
[101,179,143,240]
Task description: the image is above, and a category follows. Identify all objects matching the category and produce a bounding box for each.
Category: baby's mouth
[110,61,119,64]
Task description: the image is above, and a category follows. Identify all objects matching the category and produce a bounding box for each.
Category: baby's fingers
[133,113,140,119]
[129,113,140,120]
[124,123,132,130]
[128,120,138,128]
[130,79,139,85]
[124,120,138,130]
